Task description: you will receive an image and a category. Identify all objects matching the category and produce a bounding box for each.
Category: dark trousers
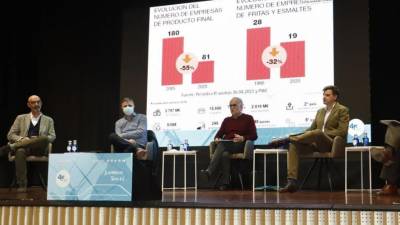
[380,125,400,184]
[380,145,400,184]
[12,136,49,187]
[109,133,143,153]
[207,141,245,185]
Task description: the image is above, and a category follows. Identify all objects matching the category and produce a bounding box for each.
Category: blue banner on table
[47,153,133,201]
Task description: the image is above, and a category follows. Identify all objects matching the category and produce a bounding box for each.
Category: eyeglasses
[228,104,238,108]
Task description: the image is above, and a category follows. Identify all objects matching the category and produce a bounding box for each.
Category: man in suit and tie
[0,95,56,192]
[280,85,349,193]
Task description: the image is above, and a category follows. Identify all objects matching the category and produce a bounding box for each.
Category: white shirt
[322,103,336,132]
[30,113,42,126]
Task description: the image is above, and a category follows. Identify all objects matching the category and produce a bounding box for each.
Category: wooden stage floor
[1,187,400,211]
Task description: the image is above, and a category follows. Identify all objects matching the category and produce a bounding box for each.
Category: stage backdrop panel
[47,153,133,201]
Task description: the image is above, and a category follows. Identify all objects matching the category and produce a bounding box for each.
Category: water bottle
[66,140,72,152]
[362,132,369,146]
[352,134,359,146]
[72,140,78,152]
[167,140,173,151]
[184,139,189,151]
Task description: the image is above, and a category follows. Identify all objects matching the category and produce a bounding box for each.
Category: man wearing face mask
[109,97,147,158]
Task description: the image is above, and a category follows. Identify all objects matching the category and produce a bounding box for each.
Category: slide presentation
[147,0,334,147]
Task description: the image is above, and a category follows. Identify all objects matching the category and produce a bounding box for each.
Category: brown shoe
[136,149,147,160]
[377,184,398,195]
[371,148,395,166]
[265,137,290,148]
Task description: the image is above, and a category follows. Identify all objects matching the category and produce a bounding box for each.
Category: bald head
[28,95,40,102]
[230,97,243,106]
[229,97,243,118]
[27,95,42,115]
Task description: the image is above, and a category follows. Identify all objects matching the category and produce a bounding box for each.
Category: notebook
[380,120,400,126]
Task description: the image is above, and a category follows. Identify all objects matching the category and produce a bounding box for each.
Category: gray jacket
[7,113,56,143]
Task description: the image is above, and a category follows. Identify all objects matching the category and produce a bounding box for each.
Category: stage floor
[1,187,400,211]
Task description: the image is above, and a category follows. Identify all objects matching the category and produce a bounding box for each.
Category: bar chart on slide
[246,27,271,80]
[147,0,334,146]
[246,27,305,80]
[161,37,183,86]
[161,36,214,86]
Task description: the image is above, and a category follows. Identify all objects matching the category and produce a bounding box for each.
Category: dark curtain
[1,2,122,155]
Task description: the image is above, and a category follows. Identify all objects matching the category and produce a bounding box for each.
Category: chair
[111,130,162,200]
[145,130,162,178]
[8,143,52,191]
[209,140,254,190]
[299,136,346,191]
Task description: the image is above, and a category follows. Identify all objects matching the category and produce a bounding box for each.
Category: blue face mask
[123,106,134,116]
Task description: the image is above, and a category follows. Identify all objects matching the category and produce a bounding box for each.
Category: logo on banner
[56,170,71,188]
[348,119,365,137]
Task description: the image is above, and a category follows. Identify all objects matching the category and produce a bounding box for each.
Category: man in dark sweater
[201,97,257,190]
[0,95,56,192]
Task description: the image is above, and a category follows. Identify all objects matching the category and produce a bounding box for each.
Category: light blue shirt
[115,113,147,147]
